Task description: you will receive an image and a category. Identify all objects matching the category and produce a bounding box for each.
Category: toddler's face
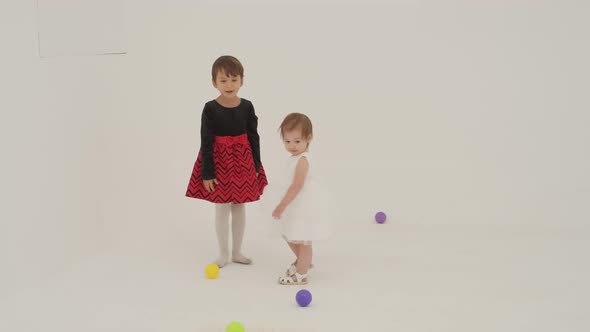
[213,71,242,99]
[282,129,311,156]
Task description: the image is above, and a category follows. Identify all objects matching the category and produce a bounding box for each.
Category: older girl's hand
[203,179,218,192]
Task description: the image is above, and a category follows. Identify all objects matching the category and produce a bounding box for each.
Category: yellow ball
[205,263,220,279]
[226,321,245,332]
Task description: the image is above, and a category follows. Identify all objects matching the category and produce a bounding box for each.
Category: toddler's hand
[272,205,285,220]
[203,179,218,192]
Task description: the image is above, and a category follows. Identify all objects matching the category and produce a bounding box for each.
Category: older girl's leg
[231,203,252,264]
[214,203,231,267]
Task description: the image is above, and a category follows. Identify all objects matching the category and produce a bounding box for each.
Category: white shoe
[278,272,308,285]
[286,261,314,276]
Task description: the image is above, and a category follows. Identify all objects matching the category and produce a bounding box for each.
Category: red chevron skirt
[186,134,268,203]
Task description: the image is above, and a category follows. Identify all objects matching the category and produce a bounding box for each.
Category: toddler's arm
[272,156,309,219]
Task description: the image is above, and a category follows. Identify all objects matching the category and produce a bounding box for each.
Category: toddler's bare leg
[296,244,312,275]
[287,241,300,260]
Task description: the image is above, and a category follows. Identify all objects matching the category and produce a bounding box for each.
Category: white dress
[265,151,332,244]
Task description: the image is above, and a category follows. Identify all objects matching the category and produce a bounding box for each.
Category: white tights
[214,203,251,267]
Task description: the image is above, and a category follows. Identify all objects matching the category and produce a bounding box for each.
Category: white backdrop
[104,1,590,242]
[2,0,589,312]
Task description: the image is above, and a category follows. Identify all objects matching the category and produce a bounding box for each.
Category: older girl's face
[282,129,311,156]
[213,71,242,99]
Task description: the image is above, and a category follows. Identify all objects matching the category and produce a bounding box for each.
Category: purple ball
[375,212,387,224]
[296,289,312,307]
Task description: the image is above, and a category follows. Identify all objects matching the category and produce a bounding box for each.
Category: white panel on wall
[37,0,126,57]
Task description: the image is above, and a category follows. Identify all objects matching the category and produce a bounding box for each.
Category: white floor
[3,222,589,332]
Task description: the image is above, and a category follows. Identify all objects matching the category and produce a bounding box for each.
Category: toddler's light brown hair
[279,113,313,140]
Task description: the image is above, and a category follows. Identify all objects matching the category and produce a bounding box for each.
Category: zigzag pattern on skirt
[186,135,268,203]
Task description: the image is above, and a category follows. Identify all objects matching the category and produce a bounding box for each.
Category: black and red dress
[186,98,268,203]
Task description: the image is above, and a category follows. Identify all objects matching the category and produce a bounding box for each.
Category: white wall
[105,0,589,248]
[2,0,589,292]
[1,1,126,291]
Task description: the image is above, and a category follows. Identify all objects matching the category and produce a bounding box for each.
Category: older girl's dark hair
[212,55,244,81]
